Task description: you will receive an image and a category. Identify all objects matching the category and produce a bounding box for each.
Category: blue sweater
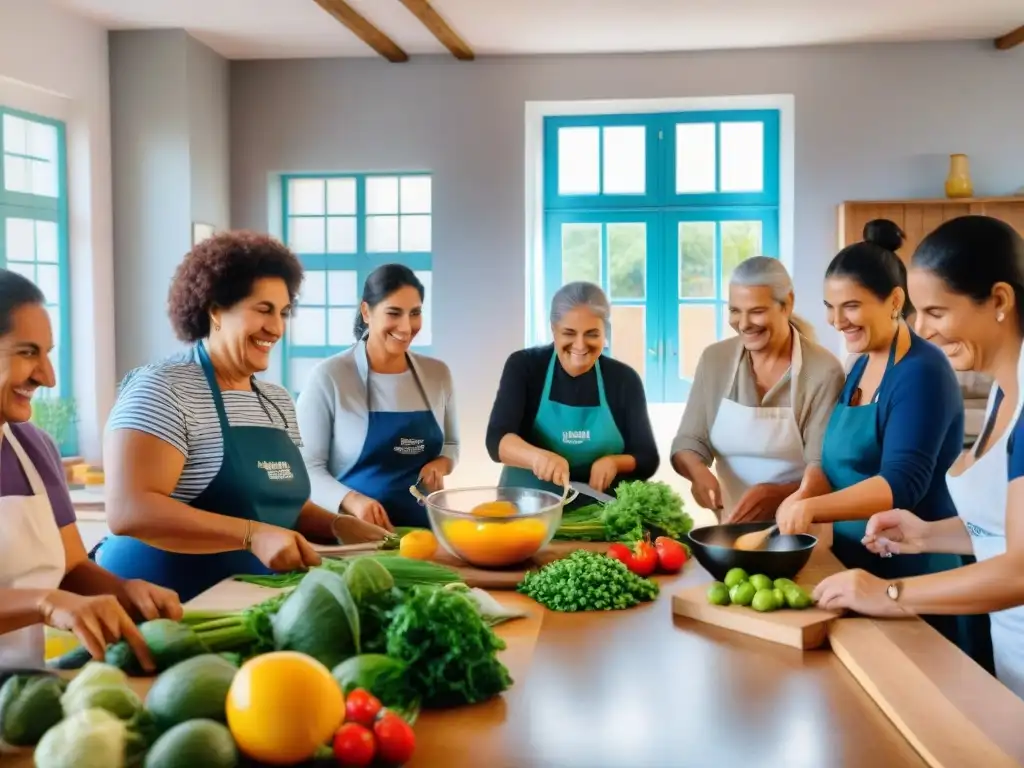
[843,333,963,521]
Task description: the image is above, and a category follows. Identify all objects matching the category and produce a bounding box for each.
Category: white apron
[708,330,807,516]
[946,359,1024,700]
[0,423,66,668]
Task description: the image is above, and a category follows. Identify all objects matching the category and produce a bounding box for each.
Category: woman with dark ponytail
[776,219,983,658]
[296,264,459,529]
[816,215,1024,699]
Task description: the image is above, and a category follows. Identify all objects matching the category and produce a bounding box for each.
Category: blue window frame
[280,172,433,394]
[541,109,780,403]
[0,107,75,453]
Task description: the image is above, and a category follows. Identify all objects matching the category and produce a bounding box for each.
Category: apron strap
[870,327,901,405]
[195,342,233,435]
[594,358,609,408]
[0,423,49,498]
[540,351,558,403]
[362,343,433,414]
[725,324,802,405]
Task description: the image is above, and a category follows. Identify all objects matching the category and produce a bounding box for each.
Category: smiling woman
[94,232,389,602]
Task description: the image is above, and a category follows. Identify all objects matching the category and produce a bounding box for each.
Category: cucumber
[47,644,93,670]
[143,719,238,768]
[145,654,238,730]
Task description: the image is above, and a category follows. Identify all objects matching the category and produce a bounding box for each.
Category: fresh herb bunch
[555,480,693,544]
[384,585,513,707]
[517,550,659,612]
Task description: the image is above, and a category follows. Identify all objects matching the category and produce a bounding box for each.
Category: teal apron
[499,353,625,508]
[97,343,311,602]
[821,333,989,662]
[336,353,444,528]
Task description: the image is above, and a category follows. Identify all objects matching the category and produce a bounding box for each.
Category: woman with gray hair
[671,256,845,523]
[486,281,658,504]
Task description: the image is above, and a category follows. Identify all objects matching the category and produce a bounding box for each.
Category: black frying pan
[687,521,817,582]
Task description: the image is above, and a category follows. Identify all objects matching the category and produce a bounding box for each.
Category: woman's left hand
[119,579,184,622]
[776,497,815,535]
[418,457,451,493]
[812,569,908,617]
[589,456,619,493]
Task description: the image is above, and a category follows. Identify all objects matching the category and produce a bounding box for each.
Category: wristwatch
[886,580,903,601]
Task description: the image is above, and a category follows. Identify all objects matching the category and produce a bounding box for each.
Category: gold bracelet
[242,520,254,552]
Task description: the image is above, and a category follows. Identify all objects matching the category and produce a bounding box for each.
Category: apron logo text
[257,460,295,481]
[394,438,426,456]
[562,430,590,445]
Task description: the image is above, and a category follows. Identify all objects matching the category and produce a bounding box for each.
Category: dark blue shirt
[1006,390,1024,481]
[843,332,963,520]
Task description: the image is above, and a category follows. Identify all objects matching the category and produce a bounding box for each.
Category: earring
[214,323,221,332]
[997,312,1006,323]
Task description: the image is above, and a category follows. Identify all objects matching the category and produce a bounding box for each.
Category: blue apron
[499,353,625,508]
[97,343,311,602]
[337,353,444,528]
[821,332,988,662]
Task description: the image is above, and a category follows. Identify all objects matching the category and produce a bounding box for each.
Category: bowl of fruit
[416,486,574,568]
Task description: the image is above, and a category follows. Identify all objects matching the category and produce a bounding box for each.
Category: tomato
[606,543,635,569]
[345,688,383,727]
[654,536,687,573]
[630,540,658,577]
[226,651,344,765]
[373,710,416,765]
[333,722,377,767]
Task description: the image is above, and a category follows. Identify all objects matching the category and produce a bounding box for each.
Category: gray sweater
[295,342,460,512]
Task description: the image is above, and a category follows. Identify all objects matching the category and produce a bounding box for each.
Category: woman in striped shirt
[95,232,388,602]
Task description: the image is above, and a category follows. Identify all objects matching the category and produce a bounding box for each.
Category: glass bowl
[418,485,576,568]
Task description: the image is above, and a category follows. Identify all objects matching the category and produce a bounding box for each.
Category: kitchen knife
[569,481,614,503]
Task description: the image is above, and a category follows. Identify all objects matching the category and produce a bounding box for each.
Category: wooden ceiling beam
[398,0,474,61]
[312,0,409,62]
[994,24,1024,50]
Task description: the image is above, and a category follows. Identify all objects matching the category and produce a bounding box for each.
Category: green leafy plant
[30,395,78,452]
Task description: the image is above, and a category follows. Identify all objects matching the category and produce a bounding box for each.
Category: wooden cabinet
[837,196,1024,259]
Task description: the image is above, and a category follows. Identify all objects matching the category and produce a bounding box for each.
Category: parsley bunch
[517,550,659,612]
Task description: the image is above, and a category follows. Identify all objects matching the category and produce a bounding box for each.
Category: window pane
[602,126,645,194]
[675,123,716,193]
[288,178,325,215]
[27,121,57,162]
[610,305,645,379]
[607,222,645,300]
[413,270,432,346]
[561,223,601,285]
[288,357,323,394]
[30,159,57,197]
[557,127,599,195]
[6,218,35,261]
[366,176,399,214]
[400,176,431,214]
[36,264,59,304]
[301,270,326,306]
[366,215,399,252]
[3,114,26,154]
[7,262,34,281]
[328,270,359,305]
[288,217,325,253]
[4,155,28,193]
[720,122,764,193]
[400,215,431,252]
[326,216,357,253]
[721,221,763,289]
[679,304,717,380]
[290,307,326,346]
[35,221,58,263]
[326,178,356,215]
[328,307,357,346]
[679,222,715,298]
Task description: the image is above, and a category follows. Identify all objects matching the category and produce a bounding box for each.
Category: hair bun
[863,219,906,253]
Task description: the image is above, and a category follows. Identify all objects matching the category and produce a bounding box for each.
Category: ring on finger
[880,551,893,558]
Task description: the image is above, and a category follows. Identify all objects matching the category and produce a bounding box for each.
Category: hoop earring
[214,323,221,332]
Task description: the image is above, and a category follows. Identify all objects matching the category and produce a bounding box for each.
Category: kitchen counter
[12,545,1024,767]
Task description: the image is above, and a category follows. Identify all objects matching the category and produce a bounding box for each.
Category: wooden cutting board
[671,547,845,649]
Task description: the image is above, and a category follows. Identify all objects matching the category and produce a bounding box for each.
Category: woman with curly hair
[95,232,389,601]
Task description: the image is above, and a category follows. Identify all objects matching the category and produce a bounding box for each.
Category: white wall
[0,0,115,463]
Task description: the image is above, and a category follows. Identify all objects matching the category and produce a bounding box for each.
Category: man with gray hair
[671,257,845,522]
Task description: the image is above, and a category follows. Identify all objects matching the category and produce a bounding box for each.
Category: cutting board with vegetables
[671,549,845,650]
[430,541,612,589]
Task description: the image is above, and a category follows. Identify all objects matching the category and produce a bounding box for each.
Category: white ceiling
[51,0,1024,60]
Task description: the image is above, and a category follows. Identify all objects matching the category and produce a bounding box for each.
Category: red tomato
[606,543,634,569]
[654,536,687,573]
[333,722,377,767]
[373,711,416,765]
[345,688,383,727]
[630,540,658,577]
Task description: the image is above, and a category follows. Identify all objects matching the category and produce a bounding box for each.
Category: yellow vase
[945,154,974,199]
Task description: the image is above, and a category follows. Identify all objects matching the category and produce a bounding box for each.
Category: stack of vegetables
[554,480,694,545]
[15,555,527,765]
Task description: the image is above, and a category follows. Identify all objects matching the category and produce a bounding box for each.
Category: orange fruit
[400,529,438,560]
[470,500,518,518]
[226,651,344,765]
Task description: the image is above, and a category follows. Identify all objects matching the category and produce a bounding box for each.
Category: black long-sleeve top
[485,344,660,482]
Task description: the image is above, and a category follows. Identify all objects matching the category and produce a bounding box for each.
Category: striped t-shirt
[106,356,302,502]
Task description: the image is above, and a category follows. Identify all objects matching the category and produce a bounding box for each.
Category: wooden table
[13,544,1024,767]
